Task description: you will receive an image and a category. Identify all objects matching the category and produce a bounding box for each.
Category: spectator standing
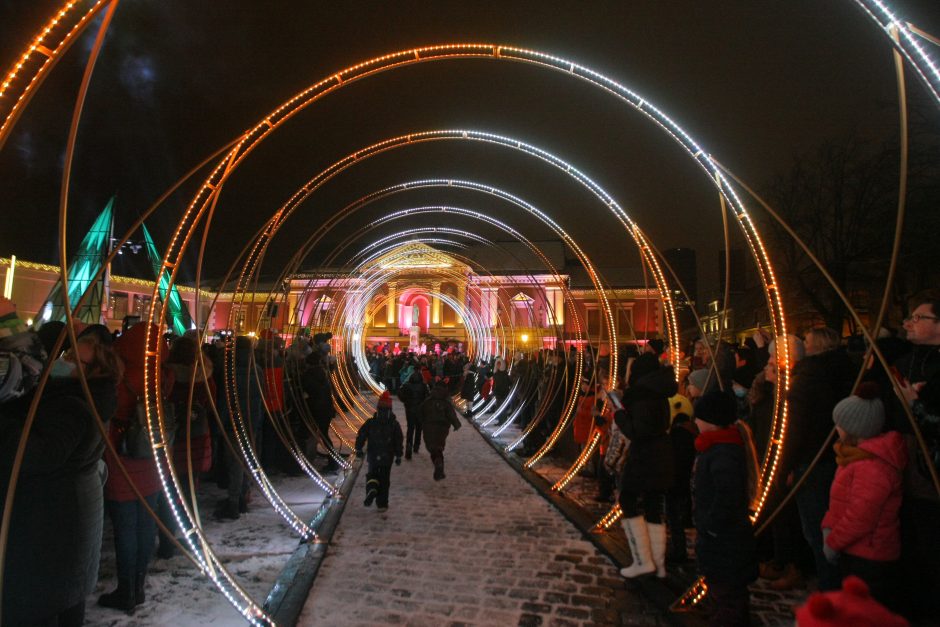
[692,390,758,627]
[822,383,906,609]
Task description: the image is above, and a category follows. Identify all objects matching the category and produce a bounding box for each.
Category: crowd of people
[0,298,343,624]
[2,289,939,626]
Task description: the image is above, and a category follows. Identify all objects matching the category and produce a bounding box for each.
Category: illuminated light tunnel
[1,0,938,623]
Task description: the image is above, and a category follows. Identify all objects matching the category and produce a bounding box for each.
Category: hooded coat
[615,364,678,494]
[822,431,908,562]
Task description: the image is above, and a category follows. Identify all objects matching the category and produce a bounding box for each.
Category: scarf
[833,441,875,467]
[695,426,743,452]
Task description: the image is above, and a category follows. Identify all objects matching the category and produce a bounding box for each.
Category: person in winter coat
[665,394,697,564]
[215,335,264,521]
[419,381,462,480]
[491,358,511,421]
[100,323,170,613]
[355,391,403,511]
[572,376,596,448]
[615,352,677,579]
[460,363,477,417]
[398,370,429,459]
[692,389,758,627]
[301,347,339,473]
[822,382,907,609]
[157,335,215,557]
[0,319,119,625]
[784,327,854,591]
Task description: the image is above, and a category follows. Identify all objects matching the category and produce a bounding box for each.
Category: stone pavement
[298,398,671,626]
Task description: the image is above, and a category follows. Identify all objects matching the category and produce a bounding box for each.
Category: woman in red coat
[822,382,907,609]
[100,323,172,613]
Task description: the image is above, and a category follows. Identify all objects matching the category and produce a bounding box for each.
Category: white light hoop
[143,46,798,599]
[852,0,940,106]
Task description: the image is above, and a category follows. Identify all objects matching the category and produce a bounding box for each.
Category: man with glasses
[894,296,940,619]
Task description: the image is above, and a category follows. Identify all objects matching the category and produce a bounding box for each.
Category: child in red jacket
[822,382,907,609]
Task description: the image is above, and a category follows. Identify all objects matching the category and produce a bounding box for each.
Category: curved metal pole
[0,3,118,620]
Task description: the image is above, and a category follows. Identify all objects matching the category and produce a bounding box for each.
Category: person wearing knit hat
[685,368,710,400]
[665,393,697,565]
[691,388,757,626]
[354,391,403,511]
[821,382,907,609]
[795,575,908,627]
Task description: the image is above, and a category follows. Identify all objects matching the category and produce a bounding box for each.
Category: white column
[387,281,397,325]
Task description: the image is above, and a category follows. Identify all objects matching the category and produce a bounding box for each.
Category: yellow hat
[669,394,693,421]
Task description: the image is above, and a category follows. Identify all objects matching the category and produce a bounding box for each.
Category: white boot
[619,516,656,578]
[647,523,667,578]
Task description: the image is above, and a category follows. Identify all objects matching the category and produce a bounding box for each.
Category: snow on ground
[84,468,347,626]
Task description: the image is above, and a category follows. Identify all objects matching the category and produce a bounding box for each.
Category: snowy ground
[84,463,351,626]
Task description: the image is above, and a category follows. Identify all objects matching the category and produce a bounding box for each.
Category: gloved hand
[395,457,401,465]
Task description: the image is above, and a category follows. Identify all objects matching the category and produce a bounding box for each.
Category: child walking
[355,391,403,511]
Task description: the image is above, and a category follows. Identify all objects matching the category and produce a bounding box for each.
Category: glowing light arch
[2,3,937,621]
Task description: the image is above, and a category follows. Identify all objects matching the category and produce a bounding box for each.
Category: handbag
[120,380,177,459]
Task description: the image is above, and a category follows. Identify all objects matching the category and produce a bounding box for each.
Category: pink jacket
[822,431,907,562]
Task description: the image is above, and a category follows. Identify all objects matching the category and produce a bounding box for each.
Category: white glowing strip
[853,0,940,105]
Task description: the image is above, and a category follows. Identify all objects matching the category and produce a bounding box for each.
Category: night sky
[1,1,939,295]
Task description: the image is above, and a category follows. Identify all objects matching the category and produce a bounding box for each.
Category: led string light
[852,0,940,106]
[0,0,110,152]
[133,44,800,620]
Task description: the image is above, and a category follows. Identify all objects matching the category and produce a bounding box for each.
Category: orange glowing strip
[0,1,109,152]
[552,430,600,491]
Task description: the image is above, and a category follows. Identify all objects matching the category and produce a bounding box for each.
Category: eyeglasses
[905,314,939,323]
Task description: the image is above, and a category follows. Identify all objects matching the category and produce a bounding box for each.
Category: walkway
[298,399,669,626]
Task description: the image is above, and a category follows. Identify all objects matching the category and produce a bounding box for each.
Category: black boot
[135,572,146,605]
[214,499,240,521]
[99,578,136,614]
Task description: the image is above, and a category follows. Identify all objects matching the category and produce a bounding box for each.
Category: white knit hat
[832,382,884,440]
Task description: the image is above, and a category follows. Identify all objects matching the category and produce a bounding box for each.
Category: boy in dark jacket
[419,381,462,480]
[692,389,758,627]
[355,391,403,511]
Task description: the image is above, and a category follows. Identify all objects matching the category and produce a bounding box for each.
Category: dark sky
[1,1,939,295]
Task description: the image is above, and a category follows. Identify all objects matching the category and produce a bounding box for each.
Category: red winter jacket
[822,431,907,562]
[104,324,170,502]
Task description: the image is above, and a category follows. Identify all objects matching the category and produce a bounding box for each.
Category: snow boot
[648,522,667,578]
[364,478,379,506]
[135,572,146,605]
[619,516,656,578]
[98,578,136,614]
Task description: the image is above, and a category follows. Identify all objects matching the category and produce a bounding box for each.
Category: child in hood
[355,391,403,511]
[822,382,907,609]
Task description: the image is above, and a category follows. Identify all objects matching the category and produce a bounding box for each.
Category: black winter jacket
[355,408,403,467]
[615,366,677,494]
[693,428,758,587]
